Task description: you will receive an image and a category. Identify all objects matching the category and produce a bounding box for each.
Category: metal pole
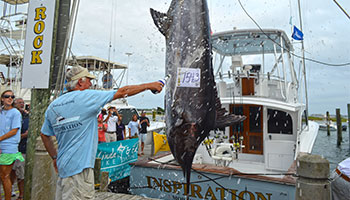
[297,0,309,121]
[125,52,132,85]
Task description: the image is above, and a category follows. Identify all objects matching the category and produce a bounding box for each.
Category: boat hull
[130,160,296,200]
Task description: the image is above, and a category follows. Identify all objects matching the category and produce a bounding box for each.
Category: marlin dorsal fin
[150,8,170,37]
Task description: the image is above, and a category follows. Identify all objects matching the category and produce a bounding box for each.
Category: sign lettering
[145,176,273,200]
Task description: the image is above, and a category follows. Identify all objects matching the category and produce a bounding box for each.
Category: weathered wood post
[24,1,61,199]
[94,158,102,185]
[326,111,330,136]
[100,171,110,192]
[152,109,156,121]
[336,108,342,146]
[295,154,330,200]
[347,104,350,150]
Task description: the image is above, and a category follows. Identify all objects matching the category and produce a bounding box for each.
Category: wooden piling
[336,108,342,146]
[94,158,102,185]
[326,111,330,136]
[295,154,330,200]
[100,171,109,192]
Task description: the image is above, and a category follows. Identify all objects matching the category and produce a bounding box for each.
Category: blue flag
[292,26,304,40]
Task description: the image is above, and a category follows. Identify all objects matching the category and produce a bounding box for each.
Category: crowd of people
[97,106,150,155]
[0,90,29,200]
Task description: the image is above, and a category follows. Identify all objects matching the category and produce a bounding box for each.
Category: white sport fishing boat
[130,29,319,200]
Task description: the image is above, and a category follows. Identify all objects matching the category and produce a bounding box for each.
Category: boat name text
[146,176,272,200]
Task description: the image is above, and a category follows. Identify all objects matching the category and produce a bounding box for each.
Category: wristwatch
[51,155,57,160]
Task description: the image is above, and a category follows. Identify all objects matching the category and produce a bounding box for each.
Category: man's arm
[40,133,58,172]
[104,111,111,123]
[21,130,28,139]
[113,81,163,100]
[147,118,150,127]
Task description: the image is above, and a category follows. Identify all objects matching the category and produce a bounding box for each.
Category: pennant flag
[292,26,304,40]
[153,131,170,155]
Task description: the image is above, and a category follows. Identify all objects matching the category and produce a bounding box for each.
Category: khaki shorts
[105,132,117,143]
[56,168,95,200]
[12,154,25,180]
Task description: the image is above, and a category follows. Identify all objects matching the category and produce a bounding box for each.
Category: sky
[1,0,350,115]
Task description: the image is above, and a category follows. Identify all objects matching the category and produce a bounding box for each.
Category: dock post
[100,171,110,192]
[152,109,156,121]
[295,154,330,200]
[347,104,350,150]
[326,111,330,136]
[336,108,342,146]
[94,158,102,185]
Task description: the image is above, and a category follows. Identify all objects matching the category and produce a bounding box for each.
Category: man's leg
[105,133,110,143]
[15,155,25,199]
[110,133,117,142]
[59,168,95,200]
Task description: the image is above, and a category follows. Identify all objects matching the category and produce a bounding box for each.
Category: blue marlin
[150,0,245,192]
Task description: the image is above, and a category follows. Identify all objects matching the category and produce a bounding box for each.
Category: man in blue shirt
[40,65,163,200]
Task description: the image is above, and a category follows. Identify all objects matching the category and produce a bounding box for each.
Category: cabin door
[230,104,263,155]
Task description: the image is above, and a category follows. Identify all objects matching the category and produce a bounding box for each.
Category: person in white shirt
[331,157,350,200]
[104,106,119,142]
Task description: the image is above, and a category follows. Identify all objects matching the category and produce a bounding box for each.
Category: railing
[216,72,298,103]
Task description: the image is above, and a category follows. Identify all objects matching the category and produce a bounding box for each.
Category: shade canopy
[68,56,127,71]
[212,29,293,56]
[1,0,28,5]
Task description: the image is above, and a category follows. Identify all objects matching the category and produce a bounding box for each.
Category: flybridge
[212,29,294,56]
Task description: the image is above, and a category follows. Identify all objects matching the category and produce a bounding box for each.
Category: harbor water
[312,122,350,172]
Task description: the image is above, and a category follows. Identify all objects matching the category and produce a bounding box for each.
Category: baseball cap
[66,65,96,82]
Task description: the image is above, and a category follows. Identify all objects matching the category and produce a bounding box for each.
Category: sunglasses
[3,95,15,99]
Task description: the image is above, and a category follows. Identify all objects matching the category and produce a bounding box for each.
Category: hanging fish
[150,0,246,193]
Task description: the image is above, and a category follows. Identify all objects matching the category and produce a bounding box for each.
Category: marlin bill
[150,0,246,191]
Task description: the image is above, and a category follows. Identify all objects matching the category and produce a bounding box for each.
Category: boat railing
[216,71,297,103]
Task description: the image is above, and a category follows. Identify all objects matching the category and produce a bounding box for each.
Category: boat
[318,121,347,131]
[318,121,337,131]
[129,29,319,200]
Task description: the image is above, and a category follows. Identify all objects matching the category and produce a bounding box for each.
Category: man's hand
[148,81,164,93]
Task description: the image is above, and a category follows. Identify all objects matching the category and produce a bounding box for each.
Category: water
[311,123,350,172]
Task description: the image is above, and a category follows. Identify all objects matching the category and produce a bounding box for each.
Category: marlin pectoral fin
[213,87,246,129]
[150,8,170,37]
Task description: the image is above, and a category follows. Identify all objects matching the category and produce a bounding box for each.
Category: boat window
[302,110,308,129]
[249,106,262,133]
[268,109,293,134]
[117,108,139,125]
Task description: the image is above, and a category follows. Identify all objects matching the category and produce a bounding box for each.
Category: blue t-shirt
[41,90,115,178]
[128,121,140,137]
[0,108,22,153]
